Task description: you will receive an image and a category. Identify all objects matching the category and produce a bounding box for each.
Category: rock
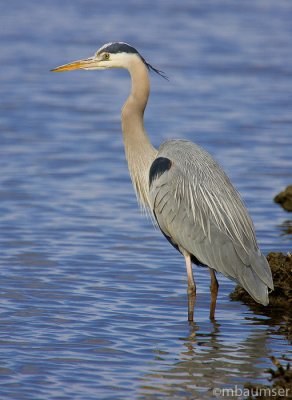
[274,185,292,212]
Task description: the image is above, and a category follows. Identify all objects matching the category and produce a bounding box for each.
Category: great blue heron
[52,42,274,321]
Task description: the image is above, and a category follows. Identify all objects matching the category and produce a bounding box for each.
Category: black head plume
[142,58,169,80]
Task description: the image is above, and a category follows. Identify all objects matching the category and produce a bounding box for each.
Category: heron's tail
[237,251,274,305]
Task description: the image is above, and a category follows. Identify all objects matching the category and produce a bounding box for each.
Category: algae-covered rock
[231,253,292,399]
[274,185,292,212]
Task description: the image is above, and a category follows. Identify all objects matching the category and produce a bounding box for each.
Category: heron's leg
[184,254,196,322]
[209,268,219,320]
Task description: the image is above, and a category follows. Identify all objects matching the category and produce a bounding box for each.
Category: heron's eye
[103,53,110,61]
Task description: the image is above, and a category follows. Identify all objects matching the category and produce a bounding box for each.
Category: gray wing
[149,140,273,305]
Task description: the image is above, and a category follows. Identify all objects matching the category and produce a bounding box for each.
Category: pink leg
[209,268,219,320]
[184,254,196,322]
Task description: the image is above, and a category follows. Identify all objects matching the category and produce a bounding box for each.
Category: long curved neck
[121,57,157,209]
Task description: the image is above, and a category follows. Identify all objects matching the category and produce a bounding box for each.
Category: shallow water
[0,1,291,399]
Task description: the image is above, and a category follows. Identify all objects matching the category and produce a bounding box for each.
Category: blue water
[0,1,291,399]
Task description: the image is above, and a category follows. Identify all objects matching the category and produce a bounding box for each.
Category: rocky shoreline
[230,252,292,399]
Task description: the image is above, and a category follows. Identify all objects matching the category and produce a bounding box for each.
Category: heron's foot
[187,284,196,322]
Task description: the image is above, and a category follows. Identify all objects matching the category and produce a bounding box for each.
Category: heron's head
[51,42,166,78]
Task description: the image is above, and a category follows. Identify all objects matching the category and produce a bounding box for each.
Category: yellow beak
[51,57,96,72]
